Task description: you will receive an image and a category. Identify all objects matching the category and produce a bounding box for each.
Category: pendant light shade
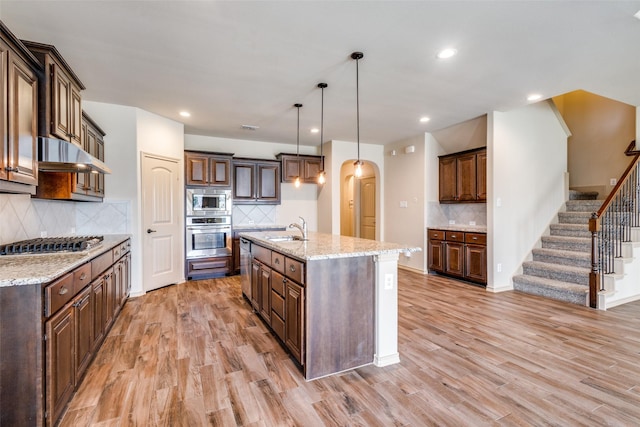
[317,82,327,185]
[294,103,302,188]
[351,51,364,178]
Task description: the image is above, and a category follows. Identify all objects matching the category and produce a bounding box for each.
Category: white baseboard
[374,352,401,367]
[398,264,427,275]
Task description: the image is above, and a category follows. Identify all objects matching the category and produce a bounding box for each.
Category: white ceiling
[1,1,639,147]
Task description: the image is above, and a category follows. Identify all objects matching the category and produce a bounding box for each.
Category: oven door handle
[187,226,231,231]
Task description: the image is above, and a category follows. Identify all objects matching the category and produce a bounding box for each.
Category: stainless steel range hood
[38,136,112,174]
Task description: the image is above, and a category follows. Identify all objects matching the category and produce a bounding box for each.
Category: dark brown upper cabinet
[22,41,85,146]
[0,22,41,193]
[232,158,280,204]
[438,147,486,203]
[276,153,323,184]
[185,150,232,187]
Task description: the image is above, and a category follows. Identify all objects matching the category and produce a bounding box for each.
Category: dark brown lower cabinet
[428,228,487,285]
[46,305,75,425]
[444,241,465,278]
[74,286,93,383]
[0,238,132,427]
[285,281,304,363]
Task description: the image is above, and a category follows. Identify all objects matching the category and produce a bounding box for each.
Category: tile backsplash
[232,204,277,226]
[0,194,130,245]
[428,201,487,227]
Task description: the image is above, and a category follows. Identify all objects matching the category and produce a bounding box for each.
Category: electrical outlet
[448,220,455,225]
[40,231,47,238]
[469,221,476,226]
[399,201,408,208]
[497,263,502,273]
[610,178,617,186]
[384,273,394,290]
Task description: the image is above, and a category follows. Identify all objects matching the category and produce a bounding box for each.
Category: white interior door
[141,153,183,292]
[360,177,376,240]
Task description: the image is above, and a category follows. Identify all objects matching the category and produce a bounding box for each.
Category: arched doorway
[340,160,378,240]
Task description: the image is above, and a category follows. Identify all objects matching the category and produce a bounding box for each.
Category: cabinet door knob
[58,286,68,296]
[290,265,296,272]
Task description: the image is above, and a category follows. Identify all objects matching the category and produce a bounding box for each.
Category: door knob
[147,228,157,234]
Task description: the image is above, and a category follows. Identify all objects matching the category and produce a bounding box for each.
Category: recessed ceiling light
[419,116,431,123]
[241,124,259,131]
[527,93,543,102]
[310,128,319,134]
[634,9,640,20]
[436,48,457,59]
[179,111,191,117]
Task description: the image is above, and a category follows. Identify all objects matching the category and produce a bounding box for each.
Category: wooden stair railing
[589,140,640,308]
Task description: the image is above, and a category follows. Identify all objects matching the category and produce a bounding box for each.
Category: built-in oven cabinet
[185,151,232,188]
[0,23,41,195]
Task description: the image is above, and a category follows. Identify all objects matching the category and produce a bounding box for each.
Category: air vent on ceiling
[241,124,259,131]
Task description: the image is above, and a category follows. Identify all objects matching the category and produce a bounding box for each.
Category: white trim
[374,352,401,367]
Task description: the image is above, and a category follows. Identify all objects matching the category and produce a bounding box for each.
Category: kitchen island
[240,230,420,380]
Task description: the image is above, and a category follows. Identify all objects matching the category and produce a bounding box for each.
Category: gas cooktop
[0,236,104,255]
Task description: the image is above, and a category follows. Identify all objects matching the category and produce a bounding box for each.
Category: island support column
[373,252,400,366]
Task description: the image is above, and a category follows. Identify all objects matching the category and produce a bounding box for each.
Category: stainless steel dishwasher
[239,237,251,298]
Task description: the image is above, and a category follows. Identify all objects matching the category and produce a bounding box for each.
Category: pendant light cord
[356,56,360,162]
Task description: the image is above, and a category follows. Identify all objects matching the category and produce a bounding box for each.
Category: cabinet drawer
[271,311,285,341]
[271,291,285,319]
[73,263,92,294]
[92,251,113,280]
[445,231,464,242]
[271,252,285,274]
[465,233,486,245]
[45,272,74,317]
[271,270,285,297]
[428,229,445,240]
[285,257,305,285]
[252,245,271,265]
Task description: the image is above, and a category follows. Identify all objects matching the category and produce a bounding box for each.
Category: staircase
[513,190,602,305]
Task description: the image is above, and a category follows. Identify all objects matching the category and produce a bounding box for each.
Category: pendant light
[294,103,303,188]
[351,51,364,178]
[317,82,327,185]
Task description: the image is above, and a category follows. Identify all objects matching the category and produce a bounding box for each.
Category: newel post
[588,213,600,309]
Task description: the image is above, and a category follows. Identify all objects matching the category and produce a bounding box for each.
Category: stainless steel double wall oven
[185,188,232,260]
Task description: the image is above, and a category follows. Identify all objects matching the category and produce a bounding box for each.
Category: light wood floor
[60,270,640,426]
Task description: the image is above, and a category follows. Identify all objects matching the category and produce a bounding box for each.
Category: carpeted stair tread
[549,223,591,238]
[558,211,593,224]
[569,190,599,200]
[522,261,590,285]
[541,235,591,253]
[566,200,604,212]
[532,248,591,268]
[513,274,588,305]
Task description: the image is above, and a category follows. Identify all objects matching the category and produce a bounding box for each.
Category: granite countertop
[240,231,421,261]
[429,225,487,233]
[0,234,130,288]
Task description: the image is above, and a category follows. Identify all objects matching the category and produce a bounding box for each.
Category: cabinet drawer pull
[289,265,296,272]
[58,286,68,296]
[451,234,457,238]
[274,258,280,264]
[79,273,87,281]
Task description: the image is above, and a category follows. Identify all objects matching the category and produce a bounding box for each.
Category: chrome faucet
[289,216,307,240]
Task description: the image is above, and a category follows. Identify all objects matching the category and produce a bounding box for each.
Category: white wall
[83,101,185,296]
[488,101,569,291]
[384,134,427,271]
[184,134,319,231]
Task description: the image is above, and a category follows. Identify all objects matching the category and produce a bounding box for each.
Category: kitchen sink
[265,235,307,242]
